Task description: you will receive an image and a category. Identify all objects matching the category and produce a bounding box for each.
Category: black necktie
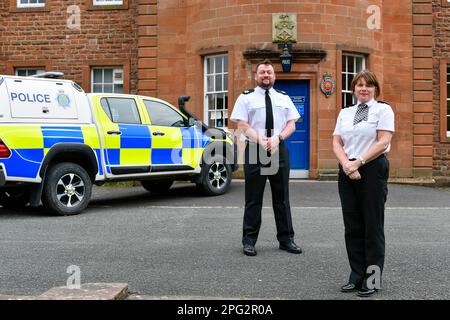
[353,103,368,125]
[265,89,274,159]
[265,89,274,137]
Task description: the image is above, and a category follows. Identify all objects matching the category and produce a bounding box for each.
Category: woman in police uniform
[332,70,395,297]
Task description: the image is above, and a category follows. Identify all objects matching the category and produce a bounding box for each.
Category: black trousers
[242,142,294,246]
[338,155,389,286]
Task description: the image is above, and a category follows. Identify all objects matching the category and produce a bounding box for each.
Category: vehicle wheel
[141,180,174,193]
[42,162,92,216]
[198,155,232,196]
[0,188,30,208]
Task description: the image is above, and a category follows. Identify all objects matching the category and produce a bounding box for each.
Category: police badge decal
[56,90,71,109]
[320,73,336,98]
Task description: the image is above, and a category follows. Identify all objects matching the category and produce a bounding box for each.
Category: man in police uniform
[230,59,302,256]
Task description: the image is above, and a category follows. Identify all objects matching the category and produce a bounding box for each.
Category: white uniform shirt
[333,99,395,159]
[230,86,300,141]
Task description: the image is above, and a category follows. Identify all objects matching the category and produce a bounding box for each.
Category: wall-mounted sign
[320,73,335,98]
[280,46,293,72]
[291,96,305,123]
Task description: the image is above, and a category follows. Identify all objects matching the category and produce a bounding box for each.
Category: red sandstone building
[1,0,449,180]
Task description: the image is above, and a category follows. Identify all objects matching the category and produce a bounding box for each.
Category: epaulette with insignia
[377,100,389,105]
[275,89,288,95]
[242,89,255,95]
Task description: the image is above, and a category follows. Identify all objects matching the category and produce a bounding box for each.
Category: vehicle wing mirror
[194,120,203,129]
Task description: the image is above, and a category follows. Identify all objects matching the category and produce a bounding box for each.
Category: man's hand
[267,136,280,154]
[257,136,269,150]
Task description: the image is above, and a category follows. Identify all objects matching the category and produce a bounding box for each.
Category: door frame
[275,72,318,179]
[273,79,310,178]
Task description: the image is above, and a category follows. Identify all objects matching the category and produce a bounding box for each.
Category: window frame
[341,53,367,107]
[92,0,124,6]
[444,63,450,139]
[93,0,123,6]
[16,0,45,8]
[91,67,124,94]
[92,0,124,7]
[100,97,142,125]
[143,99,187,127]
[204,54,229,129]
[82,60,129,94]
[87,0,128,10]
[447,64,450,138]
[15,68,45,77]
[439,59,449,142]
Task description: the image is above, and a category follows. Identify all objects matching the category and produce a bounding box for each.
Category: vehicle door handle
[107,130,122,135]
[152,132,165,136]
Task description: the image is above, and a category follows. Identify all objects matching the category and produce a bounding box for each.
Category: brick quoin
[411,0,434,177]
[432,0,450,176]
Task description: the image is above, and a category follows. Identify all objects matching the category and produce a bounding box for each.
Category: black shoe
[279,241,302,254]
[243,244,257,256]
[357,287,377,297]
[340,283,360,293]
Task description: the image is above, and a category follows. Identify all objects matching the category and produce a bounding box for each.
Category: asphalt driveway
[0,180,449,300]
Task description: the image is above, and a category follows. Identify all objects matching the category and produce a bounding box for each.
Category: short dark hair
[256,59,274,72]
[351,69,381,98]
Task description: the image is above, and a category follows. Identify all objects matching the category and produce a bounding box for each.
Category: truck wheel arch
[202,141,234,166]
[39,143,99,181]
[29,144,98,207]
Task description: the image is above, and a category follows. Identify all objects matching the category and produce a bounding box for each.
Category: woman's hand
[342,159,360,176]
[348,170,361,180]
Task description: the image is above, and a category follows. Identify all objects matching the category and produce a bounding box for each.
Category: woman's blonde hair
[351,69,381,98]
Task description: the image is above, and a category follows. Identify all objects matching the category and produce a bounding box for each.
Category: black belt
[349,154,386,161]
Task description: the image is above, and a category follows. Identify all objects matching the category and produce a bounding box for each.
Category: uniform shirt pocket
[367,113,379,126]
[248,104,266,123]
[340,117,354,133]
[273,103,290,122]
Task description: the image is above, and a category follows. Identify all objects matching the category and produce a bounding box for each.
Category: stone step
[0,283,129,300]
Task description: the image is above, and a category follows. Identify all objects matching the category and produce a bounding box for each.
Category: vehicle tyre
[197,155,232,196]
[141,180,174,193]
[42,162,92,216]
[0,187,30,208]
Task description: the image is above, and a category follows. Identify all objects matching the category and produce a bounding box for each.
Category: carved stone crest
[272,13,297,43]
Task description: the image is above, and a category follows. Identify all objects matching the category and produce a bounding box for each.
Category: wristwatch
[359,156,366,165]
[278,135,284,143]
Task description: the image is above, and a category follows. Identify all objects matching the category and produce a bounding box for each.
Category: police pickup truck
[0,74,237,215]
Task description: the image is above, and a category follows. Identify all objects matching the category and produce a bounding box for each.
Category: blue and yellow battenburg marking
[0,123,221,179]
[103,124,210,172]
[0,125,102,179]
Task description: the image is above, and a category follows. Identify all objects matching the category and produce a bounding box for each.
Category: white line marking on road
[386,207,450,210]
[141,206,450,210]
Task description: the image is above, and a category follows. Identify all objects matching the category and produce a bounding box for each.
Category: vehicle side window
[100,98,112,120]
[144,100,186,127]
[101,97,141,124]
